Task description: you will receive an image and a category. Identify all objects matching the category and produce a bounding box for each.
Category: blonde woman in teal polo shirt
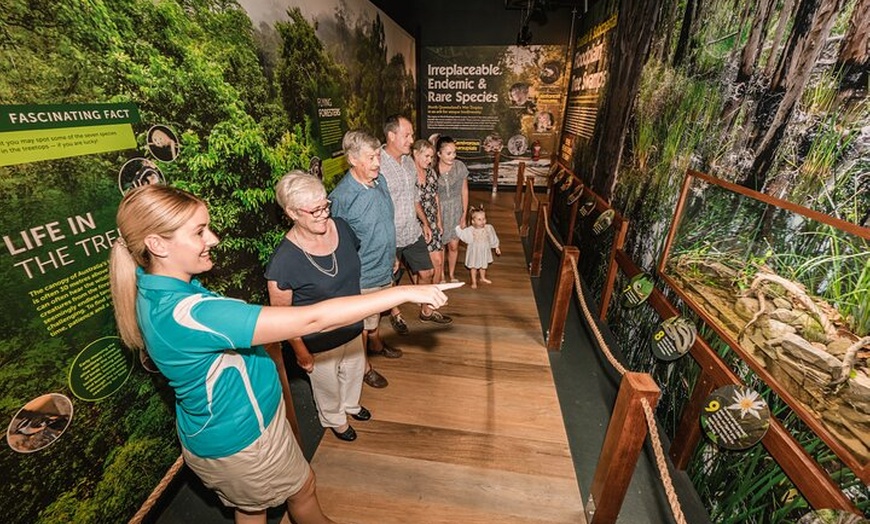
[109,184,456,524]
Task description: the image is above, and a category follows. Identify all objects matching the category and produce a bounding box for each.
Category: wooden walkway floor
[311,190,585,524]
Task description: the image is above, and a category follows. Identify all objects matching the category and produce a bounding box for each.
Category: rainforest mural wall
[0,0,414,521]
[560,0,868,520]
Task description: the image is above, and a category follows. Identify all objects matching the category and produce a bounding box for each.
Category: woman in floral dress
[412,139,445,284]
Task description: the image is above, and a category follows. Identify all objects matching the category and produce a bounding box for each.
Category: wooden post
[599,218,628,321]
[514,161,526,211]
[530,202,548,277]
[546,246,579,351]
[264,342,303,448]
[520,177,534,237]
[492,151,500,193]
[565,192,580,247]
[670,370,715,470]
[587,373,661,524]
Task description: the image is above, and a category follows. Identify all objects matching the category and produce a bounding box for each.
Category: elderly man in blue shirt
[329,130,397,388]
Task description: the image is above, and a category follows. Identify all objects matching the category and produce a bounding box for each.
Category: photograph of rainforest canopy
[0,0,415,521]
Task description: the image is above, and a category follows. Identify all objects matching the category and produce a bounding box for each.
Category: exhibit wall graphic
[0,103,181,523]
[560,12,617,168]
[421,45,568,187]
[239,0,417,185]
[0,0,414,521]
[557,0,870,518]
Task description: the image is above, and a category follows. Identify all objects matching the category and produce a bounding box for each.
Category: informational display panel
[421,45,567,187]
[0,103,181,523]
[560,13,617,169]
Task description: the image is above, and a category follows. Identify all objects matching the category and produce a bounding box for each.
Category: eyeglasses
[298,200,331,218]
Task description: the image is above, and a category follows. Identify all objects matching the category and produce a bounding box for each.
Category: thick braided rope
[538,201,685,523]
[542,207,564,253]
[128,454,185,524]
[567,255,628,376]
[642,398,688,524]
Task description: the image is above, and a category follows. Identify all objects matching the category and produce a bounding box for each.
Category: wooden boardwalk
[311,190,585,524]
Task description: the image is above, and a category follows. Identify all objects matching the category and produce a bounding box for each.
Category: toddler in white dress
[455,206,501,288]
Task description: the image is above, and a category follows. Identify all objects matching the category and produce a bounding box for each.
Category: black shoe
[331,425,357,441]
[389,313,410,335]
[368,343,403,358]
[363,368,388,388]
[419,310,453,325]
[350,407,371,421]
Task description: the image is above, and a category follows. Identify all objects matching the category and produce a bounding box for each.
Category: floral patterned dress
[418,167,442,251]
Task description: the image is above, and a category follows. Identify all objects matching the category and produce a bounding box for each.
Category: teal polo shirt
[135,269,280,458]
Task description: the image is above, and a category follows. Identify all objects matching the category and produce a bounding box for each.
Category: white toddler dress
[455,224,500,269]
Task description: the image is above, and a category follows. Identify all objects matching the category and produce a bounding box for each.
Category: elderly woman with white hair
[265,171,370,442]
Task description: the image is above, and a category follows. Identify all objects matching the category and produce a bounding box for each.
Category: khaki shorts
[182,398,311,512]
[360,283,391,330]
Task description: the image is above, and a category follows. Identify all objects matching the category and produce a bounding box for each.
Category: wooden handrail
[539,163,863,515]
[264,342,303,448]
[587,373,661,524]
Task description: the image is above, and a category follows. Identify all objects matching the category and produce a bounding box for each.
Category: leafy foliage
[1,1,415,522]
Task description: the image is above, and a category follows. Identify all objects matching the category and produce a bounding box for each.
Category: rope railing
[128,454,185,524]
[537,202,686,524]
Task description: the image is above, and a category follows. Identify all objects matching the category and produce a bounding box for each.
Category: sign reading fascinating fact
[0,103,139,166]
[701,385,771,450]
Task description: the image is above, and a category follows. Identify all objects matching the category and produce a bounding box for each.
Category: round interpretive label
[621,272,654,308]
[651,316,697,361]
[118,157,164,194]
[592,209,615,235]
[7,393,74,453]
[701,385,770,450]
[69,336,134,401]
[567,185,584,205]
[578,197,596,216]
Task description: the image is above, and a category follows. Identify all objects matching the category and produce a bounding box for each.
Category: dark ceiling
[503,0,587,8]
[368,0,586,45]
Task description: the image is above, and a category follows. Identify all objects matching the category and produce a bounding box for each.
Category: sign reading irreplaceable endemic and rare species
[422,46,567,187]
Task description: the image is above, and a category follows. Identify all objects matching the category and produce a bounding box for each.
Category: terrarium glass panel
[659,171,870,479]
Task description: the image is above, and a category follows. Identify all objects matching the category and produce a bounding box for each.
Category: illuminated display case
[658,170,870,482]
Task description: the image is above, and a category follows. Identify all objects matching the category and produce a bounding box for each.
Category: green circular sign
[621,272,654,308]
[68,336,134,401]
[701,385,770,450]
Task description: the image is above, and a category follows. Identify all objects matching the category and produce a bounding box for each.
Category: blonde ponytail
[110,240,144,350]
[108,184,203,350]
